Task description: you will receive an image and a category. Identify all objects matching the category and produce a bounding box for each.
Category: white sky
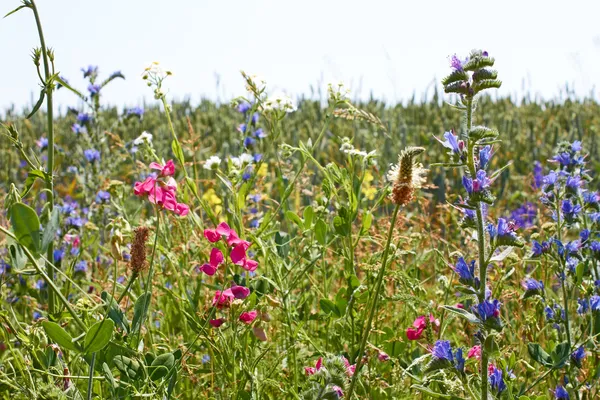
[2,0,600,112]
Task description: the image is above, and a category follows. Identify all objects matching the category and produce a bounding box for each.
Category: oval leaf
[84,319,114,354]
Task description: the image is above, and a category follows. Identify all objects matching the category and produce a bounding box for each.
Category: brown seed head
[130,226,150,274]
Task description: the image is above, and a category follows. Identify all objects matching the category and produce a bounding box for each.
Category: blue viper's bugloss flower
[565,240,581,255]
[88,84,101,96]
[553,152,584,167]
[577,298,589,314]
[509,202,536,228]
[254,128,267,138]
[431,340,453,361]
[66,217,84,228]
[81,65,98,78]
[488,365,506,393]
[251,112,259,124]
[591,295,600,311]
[84,149,101,163]
[544,305,555,320]
[475,299,501,321]
[488,218,521,246]
[565,175,583,195]
[53,248,64,263]
[584,191,599,206]
[440,130,461,153]
[571,140,582,152]
[531,240,551,256]
[561,200,581,222]
[253,153,262,163]
[244,137,256,147]
[591,241,600,253]
[453,257,475,282]
[77,113,92,124]
[479,145,492,169]
[237,123,247,133]
[71,123,87,134]
[454,348,465,373]
[571,346,586,367]
[580,229,590,242]
[522,278,543,293]
[37,137,48,149]
[554,385,570,399]
[249,219,259,228]
[33,311,42,321]
[449,54,468,71]
[126,106,144,117]
[543,170,558,188]
[237,101,251,113]
[533,161,543,188]
[75,260,88,273]
[95,190,110,203]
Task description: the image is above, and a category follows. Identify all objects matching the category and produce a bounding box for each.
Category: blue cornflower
[53,248,64,263]
[77,113,92,124]
[244,137,256,147]
[237,102,251,113]
[431,340,453,362]
[554,385,570,399]
[533,161,543,188]
[74,260,88,273]
[71,123,87,134]
[88,84,101,96]
[522,278,544,295]
[488,365,506,393]
[479,145,492,169]
[84,149,101,163]
[95,190,110,203]
[126,106,144,117]
[476,299,501,321]
[453,257,475,283]
[591,295,600,311]
[254,128,267,139]
[577,298,589,314]
[81,65,98,78]
[571,346,586,367]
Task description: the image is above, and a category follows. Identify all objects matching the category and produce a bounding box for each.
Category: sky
[1,0,600,113]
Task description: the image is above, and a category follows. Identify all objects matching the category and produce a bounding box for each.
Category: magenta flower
[199,248,224,276]
[342,356,357,377]
[304,357,323,376]
[332,386,344,397]
[239,310,258,324]
[149,159,175,176]
[212,289,235,308]
[378,351,390,362]
[209,318,225,328]
[203,222,258,271]
[467,345,482,360]
[230,284,251,299]
[406,314,439,340]
[133,162,189,216]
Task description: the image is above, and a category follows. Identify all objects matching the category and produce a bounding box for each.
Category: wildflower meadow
[1,2,600,399]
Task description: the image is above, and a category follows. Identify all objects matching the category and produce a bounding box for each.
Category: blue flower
[522,278,544,294]
[66,217,84,228]
[431,340,453,362]
[253,153,262,162]
[591,241,600,254]
[244,137,256,147]
[201,354,211,364]
[237,102,251,113]
[75,260,88,273]
[251,113,259,124]
[533,161,543,188]
[77,113,92,124]
[488,365,506,393]
[577,298,589,314]
[71,123,87,134]
[95,190,110,203]
[571,346,586,367]
[543,171,558,189]
[84,149,101,163]
[476,299,501,321]
[591,295,600,311]
[37,137,48,149]
[561,200,581,222]
[509,202,536,228]
[441,130,461,153]
[584,191,599,205]
[454,348,465,373]
[453,257,475,283]
[565,175,582,194]
[554,385,570,399]
[81,65,98,78]
[565,240,580,255]
[238,123,247,133]
[126,106,144,117]
[462,176,473,194]
[249,219,259,228]
[33,311,42,321]
[88,84,101,96]
[53,248,64,263]
[449,54,468,71]
[544,305,555,320]
[254,128,267,139]
[580,229,590,242]
[479,145,492,169]
[571,141,582,152]
[531,240,551,256]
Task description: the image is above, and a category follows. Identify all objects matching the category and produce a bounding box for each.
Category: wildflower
[130,226,149,274]
[436,130,463,155]
[84,149,101,163]
[488,364,506,393]
[449,54,468,71]
[88,84,101,96]
[81,65,98,78]
[509,202,537,228]
[522,278,544,297]
[230,284,250,299]
[533,161,543,188]
[71,124,87,134]
[479,145,493,169]
[126,106,144,117]
[261,92,297,113]
[230,244,258,272]
[542,170,558,191]
[475,298,501,322]
[565,175,582,194]
[95,190,110,203]
[237,123,247,133]
[253,128,267,139]
[591,295,600,311]
[331,386,344,398]
[453,257,476,285]
[203,222,233,243]
[554,385,570,399]
[198,248,224,276]
[201,354,211,364]
[209,318,225,328]
[488,218,522,247]
[341,356,356,376]
[467,345,481,359]
[237,101,251,113]
[53,248,64,263]
[202,155,221,171]
[133,164,189,216]
[37,137,48,149]
[304,357,323,376]
[243,137,256,147]
[455,348,465,373]
[571,346,586,368]
[378,351,390,362]
[387,147,427,207]
[77,113,92,124]
[212,289,235,308]
[406,314,439,340]
[584,191,599,206]
[74,260,88,273]
[133,131,153,145]
[239,310,258,324]
[561,200,581,223]
[149,160,175,176]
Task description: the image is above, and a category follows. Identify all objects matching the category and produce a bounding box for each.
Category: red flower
[406,314,439,340]
[239,310,258,324]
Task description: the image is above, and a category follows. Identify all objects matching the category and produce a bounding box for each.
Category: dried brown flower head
[130,226,150,274]
[387,146,428,206]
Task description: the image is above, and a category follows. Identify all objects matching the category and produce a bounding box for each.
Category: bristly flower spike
[387,146,428,206]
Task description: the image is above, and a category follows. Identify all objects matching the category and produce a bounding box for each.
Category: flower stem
[346,203,400,398]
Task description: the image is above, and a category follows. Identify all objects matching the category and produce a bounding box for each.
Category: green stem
[346,203,400,398]
[30,0,57,315]
[87,353,96,400]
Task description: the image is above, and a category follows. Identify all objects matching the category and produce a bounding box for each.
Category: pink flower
[467,345,481,360]
[226,229,251,249]
[230,284,251,299]
[378,351,390,362]
[212,288,234,308]
[204,222,233,243]
[64,234,80,247]
[304,357,323,376]
[134,176,157,196]
[209,318,225,328]
[406,314,439,340]
[149,159,175,176]
[239,310,258,324]
[331,386,344,397]
[230,244,259,271]
[341,356,356,377]
[199,248,224,276]
[174,202,189,216]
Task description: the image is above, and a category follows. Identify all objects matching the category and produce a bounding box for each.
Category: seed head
[130,226,150,274]
[387,146,428,206]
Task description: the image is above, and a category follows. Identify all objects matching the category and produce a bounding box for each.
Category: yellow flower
[202,188,222,215]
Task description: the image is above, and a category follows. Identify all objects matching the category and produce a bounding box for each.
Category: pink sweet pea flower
[230,284,251,299]
[134,176,156,196]
[174,202,189,216]
[212,288,235,308]
[149,159,175,176]
[230,244,259,271]
[378,351,390,362]
[199,248,224,276]
[304,357,323,376]
[209,318,225,328]
[341,356,356,377]
[239,310,258,324]
[467,345,481,360]
[204,222,233,243]
[226,229,251,249]
[406,314,439,340]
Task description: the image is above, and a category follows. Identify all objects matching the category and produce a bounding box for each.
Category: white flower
[230,153,254,169]
[133,131,153,145]
[242,72,267,93]
[204,155,221,170]
[328,81,351,102]
[261,92,297,113]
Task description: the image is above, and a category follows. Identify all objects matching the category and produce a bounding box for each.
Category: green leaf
[42,321,81,352]
[102,362,117,389]
[114,355,141,380]
[10,203,41,254]
[26,89,45,119]
[285,210,303,228]
[440,305,480,324]
[472,79,502,94]
[303,206,314,228]
[463,56,495,71]
[468,126,499,141]
[527,343,553,367]
[131,293,151,335]
[441,69,469,86]
[473,68,498,82]
[84,320,114,354]
[319,298,340,317]
[149,353,175,381]
[552,341,570,367]
[21,169,46,198]
[101,291,129,333]
[4,4,29,18]
[41,208,60,253]
[315,219,327,245]
[171,140,185,166]
[333,215,349,237]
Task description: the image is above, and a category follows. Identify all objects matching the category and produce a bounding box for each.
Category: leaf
[552,341,570,367]
[131,293,151,335]
[315,219,327,245]
[149,352,175,381]
[102,362,117,389]
[84,319,114,354]
[41,207,60,253]
[303,206,314,228]
[490,246,513,262]
[26,88,46,119]
[333,215,349,237]
[440,305,480,324]
[527,343,553,367]
[4,4,28,18]
[21,169,46,198]
[468,126,499,141]
[319,299,340,317]
[101,291,129,333]
[114,355,141,380]
[171,140,185,166]
[42,321,80,352]
[285,211,303,228]
[10,203,41,254]
[54,76,87,100]
[361,211,373,234]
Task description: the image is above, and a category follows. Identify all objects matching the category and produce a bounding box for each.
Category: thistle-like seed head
[387,146,428,206]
